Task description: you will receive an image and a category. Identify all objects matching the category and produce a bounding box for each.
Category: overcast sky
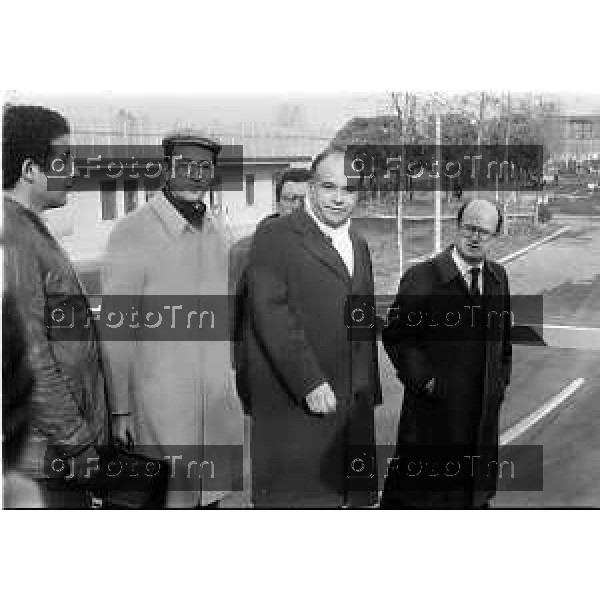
[5,91,600,133]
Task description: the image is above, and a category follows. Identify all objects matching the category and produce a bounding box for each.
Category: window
[100,180,117,220]
[245,174,255,205]
[571,121,593,140]
[124,180,138,214]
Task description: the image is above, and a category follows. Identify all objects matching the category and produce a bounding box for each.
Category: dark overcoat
[245,209,382,508]
[381,245,512,508]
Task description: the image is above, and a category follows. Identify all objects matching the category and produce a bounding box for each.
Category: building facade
[45,121,329,262]
[548,113,600,169]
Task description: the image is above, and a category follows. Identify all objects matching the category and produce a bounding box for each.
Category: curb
[498,226,570,265]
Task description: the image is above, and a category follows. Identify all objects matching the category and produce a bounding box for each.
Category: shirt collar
[451,245,483,277]
[151,192,195,237]
[305,197,351,241]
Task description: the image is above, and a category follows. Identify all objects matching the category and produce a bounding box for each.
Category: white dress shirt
[451,245,484,295]
[305,201,354,277]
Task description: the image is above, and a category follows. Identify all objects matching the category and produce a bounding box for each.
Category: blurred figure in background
[275,167,311,215]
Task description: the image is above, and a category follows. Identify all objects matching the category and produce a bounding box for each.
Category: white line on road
[498,226,570,264]
[541,325,600,332]
[407,252,433,263]
[499,377,586,446]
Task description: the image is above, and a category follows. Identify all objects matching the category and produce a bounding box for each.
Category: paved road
[505,216,600,332]
[493,348,600,507]
[490,218,600,506]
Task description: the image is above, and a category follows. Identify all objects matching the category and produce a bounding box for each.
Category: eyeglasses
[460,224,495,240]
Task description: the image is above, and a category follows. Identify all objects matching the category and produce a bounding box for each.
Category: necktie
[469,267,481,296]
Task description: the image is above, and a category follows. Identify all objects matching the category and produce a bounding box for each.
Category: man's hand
[112,415,135,449]
[305,383,337,415]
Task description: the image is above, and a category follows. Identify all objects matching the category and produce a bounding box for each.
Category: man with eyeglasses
[381,198,512,509]
[101,129,244,508]
[244,147,382,508]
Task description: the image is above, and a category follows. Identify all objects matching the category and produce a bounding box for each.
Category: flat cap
[162,127,222,155]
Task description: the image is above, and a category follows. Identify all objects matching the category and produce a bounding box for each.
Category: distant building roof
[71,122,331,163]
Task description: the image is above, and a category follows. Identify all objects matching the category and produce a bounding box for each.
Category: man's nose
[333,190,345,204]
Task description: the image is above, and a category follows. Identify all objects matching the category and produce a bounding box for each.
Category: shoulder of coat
[253,212,290,241]
[106,203,158,250]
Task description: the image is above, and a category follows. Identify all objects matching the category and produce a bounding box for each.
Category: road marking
[499,377,585,446]
[519,323,600,332]
[541,325,600,332]
[407,252,433,263]
[498,226,570,264]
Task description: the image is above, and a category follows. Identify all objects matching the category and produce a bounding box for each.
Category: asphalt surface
[491,216,600,507]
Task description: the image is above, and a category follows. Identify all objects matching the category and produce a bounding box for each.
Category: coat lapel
[434,245,502,301]
[433,245,473,300]
[483,260,502,296]
[291,210,351,284]
[349,228,369,293]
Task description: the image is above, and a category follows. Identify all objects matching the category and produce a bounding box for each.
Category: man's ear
[21,158,39,184]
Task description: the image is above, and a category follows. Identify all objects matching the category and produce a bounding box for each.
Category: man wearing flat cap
[101,129,244,508]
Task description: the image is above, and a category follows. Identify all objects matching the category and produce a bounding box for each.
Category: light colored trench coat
[102,194,244,507]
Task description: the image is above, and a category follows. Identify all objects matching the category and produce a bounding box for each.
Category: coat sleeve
[100,219,146,415]
[364,240,383,406]
[247,225,327,403]
[501,268,512,388]
[382,264,435,395]
[3,239,97,454]
[228,238,252,414]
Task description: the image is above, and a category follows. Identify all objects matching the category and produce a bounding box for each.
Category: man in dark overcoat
[381,198,512,509]
[245,149,382,508]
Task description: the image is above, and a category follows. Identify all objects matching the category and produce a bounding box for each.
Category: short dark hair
[275,168,311,203]
[2,104,70,190]
[457,199,503,234]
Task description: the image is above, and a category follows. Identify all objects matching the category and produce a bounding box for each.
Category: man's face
[455,200,499,263]
[279,180,307,216]
[309,152,358,228]
[166,143,215,203]
[34,133,73,210]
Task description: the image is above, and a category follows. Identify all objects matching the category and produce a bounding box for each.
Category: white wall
[221,163,283,231]
[53,165,286,258]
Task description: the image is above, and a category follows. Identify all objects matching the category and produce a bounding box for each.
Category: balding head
[455,199,501,264]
